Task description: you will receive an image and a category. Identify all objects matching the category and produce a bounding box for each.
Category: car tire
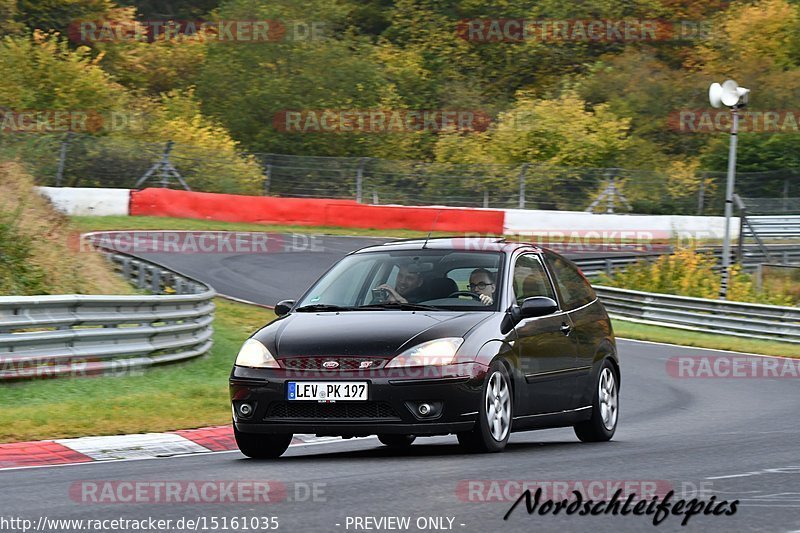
[457,361,512,453]
[574,361,619,442]
[377,434,416,447]
[234,426,293,459]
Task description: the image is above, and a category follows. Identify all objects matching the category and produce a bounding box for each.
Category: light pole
[709,80,750,300]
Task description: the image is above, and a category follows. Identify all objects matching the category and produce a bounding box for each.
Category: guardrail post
[518,163,529,209]
[136,261,146,289]
[605,259,613,276]
[151,269,162,294]
[121,257,131,280]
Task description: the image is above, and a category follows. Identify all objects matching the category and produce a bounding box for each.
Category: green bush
[0,211,48,295]
[597,245,796,306]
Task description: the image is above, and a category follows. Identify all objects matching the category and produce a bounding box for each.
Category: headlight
[385,338,464,368]
[235,338,279,368]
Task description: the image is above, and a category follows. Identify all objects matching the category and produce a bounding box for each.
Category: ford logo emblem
[322,361,339,369]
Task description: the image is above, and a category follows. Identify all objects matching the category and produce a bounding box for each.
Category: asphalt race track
[4,234,799,532]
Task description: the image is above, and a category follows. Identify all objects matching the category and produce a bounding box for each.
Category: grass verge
[71,215,448,239]
[0,298,275,443]
[613,319,796,358]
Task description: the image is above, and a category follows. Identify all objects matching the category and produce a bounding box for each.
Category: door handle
[560,322,572,336]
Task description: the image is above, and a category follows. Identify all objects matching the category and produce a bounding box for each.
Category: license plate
[287,382,368,402]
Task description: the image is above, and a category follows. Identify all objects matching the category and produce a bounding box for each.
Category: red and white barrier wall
[38,187,130,216]
[38,187,739,238]
[127,188,505,234]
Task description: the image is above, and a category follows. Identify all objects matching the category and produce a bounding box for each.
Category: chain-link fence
[3,133,799,215]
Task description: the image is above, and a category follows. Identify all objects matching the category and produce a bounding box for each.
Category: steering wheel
[448,291,481,301]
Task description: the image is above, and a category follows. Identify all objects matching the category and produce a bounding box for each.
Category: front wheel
[457,361,512,453]
[234,426,293,459]
[377,434,416,447]
[574,361,619,442]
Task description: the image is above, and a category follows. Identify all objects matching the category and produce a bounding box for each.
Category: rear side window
[544,252,596,310]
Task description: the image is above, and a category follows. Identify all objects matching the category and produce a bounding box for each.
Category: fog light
[238,403,253,417]
[418,403,432,416]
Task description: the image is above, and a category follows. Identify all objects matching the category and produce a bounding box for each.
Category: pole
[355,158,367,203]
[160,141,174,188]
[720,107,739,300]
[263,163,272,196]
[55,132,73,187]
[697,174,705,215]
[518,163,529,209]
[783,177,789,212]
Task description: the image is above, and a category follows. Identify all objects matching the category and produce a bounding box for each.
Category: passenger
[375,263,425,303]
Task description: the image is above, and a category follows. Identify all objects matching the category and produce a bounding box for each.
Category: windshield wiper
[356,302,440,311]
[294,304,355,312]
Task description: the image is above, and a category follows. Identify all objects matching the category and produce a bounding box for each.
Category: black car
[230,237,619,458]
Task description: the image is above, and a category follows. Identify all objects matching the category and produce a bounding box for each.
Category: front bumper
[230,362,488,437]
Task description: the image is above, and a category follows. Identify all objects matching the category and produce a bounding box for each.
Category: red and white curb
[0,427,352,470]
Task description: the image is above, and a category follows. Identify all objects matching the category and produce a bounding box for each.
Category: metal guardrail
[593,286,800,344]
[572,245,800,278]
[0,249,216,381]
[572,249,800,344]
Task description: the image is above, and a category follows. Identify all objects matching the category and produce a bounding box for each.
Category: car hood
[255,311,491,358]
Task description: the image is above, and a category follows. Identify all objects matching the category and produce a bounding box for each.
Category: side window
[545,252,596,310]
[512,254,555,304]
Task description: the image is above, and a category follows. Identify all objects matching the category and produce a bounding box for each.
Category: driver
[468,268,496,306]
[375,263,425,303]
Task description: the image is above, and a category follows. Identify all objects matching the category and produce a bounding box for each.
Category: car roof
[353,236,543,254]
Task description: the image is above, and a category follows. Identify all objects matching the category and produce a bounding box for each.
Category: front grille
[265,401,399,420]
[280,357,387,371]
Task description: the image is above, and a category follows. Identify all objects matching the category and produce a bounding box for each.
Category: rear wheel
[574,361,618,442]
[457,361,512,453]
[234,426,293,459]
[377,434,416,447]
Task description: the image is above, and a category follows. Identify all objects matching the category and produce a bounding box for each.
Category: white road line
[617,337,795,359]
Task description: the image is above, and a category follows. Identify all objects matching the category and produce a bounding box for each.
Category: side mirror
[274,299,295,317]
[500,304,521,334]
[519,297,558,319]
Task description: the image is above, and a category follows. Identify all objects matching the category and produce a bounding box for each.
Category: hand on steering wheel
[447,291,482,301]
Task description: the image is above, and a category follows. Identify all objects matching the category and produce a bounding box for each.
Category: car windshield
[295,249,504,312]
